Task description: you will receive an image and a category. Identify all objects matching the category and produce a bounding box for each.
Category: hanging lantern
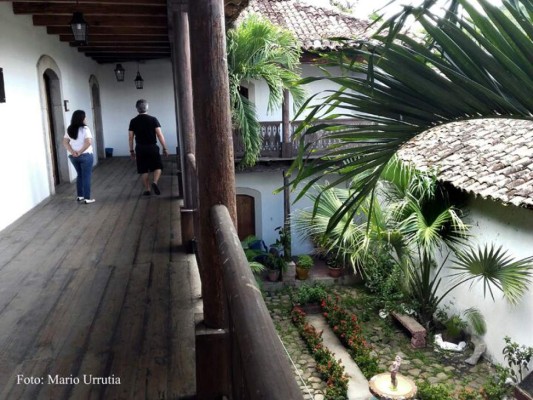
[0,68,5,103]
[134,71,144,90]
[114,64,125,82]
[70,12,88,44]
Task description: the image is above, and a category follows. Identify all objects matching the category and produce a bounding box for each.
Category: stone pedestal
[369,373,417,400]
[283,261,296,284]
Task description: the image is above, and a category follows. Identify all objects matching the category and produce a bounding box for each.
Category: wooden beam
[60,34,169,42]
[84,51,169,57]
[33,14,167,26]
[76,44,170,50]
[6,0,166,4]
[47,26,167,35]
[80,48,170,54]
[13,2,166,15]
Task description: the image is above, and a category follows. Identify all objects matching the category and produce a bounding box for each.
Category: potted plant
[295,254,314,280]
[265,252,285,282]
[326,253,343,278]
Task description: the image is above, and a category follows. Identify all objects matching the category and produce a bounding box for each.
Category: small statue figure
[390,355,402,389]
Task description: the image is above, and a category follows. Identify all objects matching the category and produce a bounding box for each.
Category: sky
[300,0,504,19]
[300,0,403,18]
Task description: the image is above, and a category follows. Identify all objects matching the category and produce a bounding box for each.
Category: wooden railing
[233,118,366,159]
[210,205,304,399]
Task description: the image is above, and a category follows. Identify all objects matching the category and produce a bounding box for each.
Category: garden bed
[264,285,506,399]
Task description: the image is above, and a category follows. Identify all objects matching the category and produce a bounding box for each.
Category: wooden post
[172,3,197,212]
[170,2,200,250]
[281,89,292,158]
[189,0,236,328]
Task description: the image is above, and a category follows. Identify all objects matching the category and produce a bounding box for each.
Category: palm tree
[227,14,306,167]
[287,0,533,316]
[289,0,532,228]
[294,157,533,326]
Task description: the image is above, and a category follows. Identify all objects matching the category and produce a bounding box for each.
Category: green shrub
[292,284,327,305]
[362,248,406,313]
[296,254,314,269]
[291,306,348,399]
[503,335,533,383]
[321,295,381,379]
[417,382,453,400]
[455,387,483,400]
[481,365,513,400]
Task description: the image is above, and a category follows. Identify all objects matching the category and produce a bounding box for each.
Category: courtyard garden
[263,283,527,400]
[245,154,533,399]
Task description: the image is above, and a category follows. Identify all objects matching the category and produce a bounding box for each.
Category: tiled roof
[242,0,371,51]
[398,119,533,209]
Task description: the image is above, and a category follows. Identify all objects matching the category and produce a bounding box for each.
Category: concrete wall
[437,195,533,365]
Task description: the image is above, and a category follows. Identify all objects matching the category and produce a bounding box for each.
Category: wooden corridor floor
[0,157,201,400]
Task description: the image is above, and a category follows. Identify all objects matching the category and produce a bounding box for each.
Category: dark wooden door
[236,195,255,240]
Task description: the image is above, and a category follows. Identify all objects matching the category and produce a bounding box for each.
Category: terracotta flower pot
[328,266,342,278]
[295,266,310,280]
[267,269,280,282]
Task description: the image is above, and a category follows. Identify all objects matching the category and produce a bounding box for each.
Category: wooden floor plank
[168,258,201,398]
[0,157,197,399]
[101,262,151,400]
[138,173,175,399]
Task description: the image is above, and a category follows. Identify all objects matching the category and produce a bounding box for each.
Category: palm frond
[449,244,533,305]
[288,0,533,229]
[463,307,487,336]
[227,13,304,167]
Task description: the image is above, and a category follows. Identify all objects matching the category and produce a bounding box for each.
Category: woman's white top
[64,126,93,154]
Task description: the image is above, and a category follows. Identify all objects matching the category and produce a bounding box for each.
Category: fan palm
[294,156,533,325]
[287,0,533,320]
[288,0,533,229]
[227,14,306,167]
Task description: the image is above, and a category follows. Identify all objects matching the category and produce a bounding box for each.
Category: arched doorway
[236,194,256,240]
[38,56,68,191]
[89,76,104,159]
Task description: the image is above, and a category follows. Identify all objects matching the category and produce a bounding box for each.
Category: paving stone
[436,372,449,380]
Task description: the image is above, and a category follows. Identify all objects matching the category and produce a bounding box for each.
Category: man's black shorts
[135,144,163,173]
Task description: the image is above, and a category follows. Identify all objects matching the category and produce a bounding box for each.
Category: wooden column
[170,2,199,251]
[172,3,196,211]
[189,0,236,328]
[281,89,292,158]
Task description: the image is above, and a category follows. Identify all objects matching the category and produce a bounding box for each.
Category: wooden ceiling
[7,0,249,64]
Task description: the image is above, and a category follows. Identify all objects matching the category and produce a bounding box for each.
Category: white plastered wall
[0,4,100,231]
[236,170,336,256]
[0,5,178,232]
[98,59,178,156]
[250,63,361,122]
[436,195,533,366]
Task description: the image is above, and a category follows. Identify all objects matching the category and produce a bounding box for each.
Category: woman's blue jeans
[68,152,94,199]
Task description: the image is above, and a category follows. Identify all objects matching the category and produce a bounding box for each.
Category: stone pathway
[307,314,373,400]
[264,286,498,399]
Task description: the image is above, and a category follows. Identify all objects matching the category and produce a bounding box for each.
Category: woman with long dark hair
[63,110,95,204]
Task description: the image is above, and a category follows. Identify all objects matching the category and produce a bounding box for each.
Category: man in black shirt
[128,99,169,195]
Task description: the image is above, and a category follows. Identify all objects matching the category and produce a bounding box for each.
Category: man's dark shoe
[143,190,151,196]
[151,182,161,195]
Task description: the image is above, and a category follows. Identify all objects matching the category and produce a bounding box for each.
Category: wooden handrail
[233,117,367,159]
[211,205,304,399]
